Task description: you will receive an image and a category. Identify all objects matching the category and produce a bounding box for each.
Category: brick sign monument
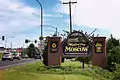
[43,31,106,68]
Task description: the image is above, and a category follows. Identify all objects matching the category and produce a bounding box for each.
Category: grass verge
[0,53,2,60]
[0,70,6,80]
[3,61,111,80]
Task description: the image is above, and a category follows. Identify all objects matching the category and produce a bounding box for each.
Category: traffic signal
[25,39,29,43]
[2,36,4,41]
[39,36,43,40]
[35,40,37,43]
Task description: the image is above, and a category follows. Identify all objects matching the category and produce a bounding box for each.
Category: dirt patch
[0,70,6,80]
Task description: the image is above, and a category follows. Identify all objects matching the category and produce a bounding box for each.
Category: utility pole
[63,0,77,33]
[10,42,12,49]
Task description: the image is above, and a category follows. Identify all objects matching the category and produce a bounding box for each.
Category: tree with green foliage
[112,64,120,80]
[106,34,120,71]
[27,43,36,58]
[106,35,119,53]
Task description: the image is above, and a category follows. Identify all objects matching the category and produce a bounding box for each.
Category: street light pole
[10,42,12,49]
[35,0,43,37]
[43,25,58,36]
[56,27,58,36]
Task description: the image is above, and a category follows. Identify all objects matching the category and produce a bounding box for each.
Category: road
[0,59,38,69]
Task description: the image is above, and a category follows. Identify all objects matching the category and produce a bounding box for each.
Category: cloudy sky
[0,0,120,48]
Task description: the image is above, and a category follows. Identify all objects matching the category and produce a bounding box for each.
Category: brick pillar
[45,37,61,66]
[92,37,106,68]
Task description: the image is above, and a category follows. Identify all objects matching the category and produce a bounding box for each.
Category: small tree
[106,34,120,71]
[112,64,120,80]
[27,43,36,58]
[106,34,119,54]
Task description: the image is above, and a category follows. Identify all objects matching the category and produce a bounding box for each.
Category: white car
[21,54,28,59]
[12,53,21,60]
[2,52,13,61]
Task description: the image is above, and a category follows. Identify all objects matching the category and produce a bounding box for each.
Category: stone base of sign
[43,37,61,66]
[92,37,107,68]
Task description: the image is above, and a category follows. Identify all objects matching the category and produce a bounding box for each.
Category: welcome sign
[63,31,91,57]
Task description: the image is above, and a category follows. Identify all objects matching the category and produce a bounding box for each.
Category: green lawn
[0,53,2,60]
[3,61,110,80]
[4,72,95,80]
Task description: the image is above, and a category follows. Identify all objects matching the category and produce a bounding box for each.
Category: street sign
[39,36,43,40]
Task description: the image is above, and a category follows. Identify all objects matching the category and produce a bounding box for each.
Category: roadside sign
[63,31,91,57]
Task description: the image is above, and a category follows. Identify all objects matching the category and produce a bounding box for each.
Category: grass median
[0,70,6,80]
[0,53,2,60]
[3,61,110,80]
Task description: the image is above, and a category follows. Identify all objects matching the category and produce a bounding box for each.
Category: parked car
[34,53,42,59]
[2,52,13,61]
[21,54,28,59]
[12,53,21,60]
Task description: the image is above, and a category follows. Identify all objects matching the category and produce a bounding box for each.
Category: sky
[0,0,120,48]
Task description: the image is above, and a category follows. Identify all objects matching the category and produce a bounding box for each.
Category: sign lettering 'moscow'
[63,31,91,57]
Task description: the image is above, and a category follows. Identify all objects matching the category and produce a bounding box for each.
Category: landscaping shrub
[91,66,113,79]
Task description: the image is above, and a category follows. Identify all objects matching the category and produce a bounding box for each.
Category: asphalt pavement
[0,58,39,69]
